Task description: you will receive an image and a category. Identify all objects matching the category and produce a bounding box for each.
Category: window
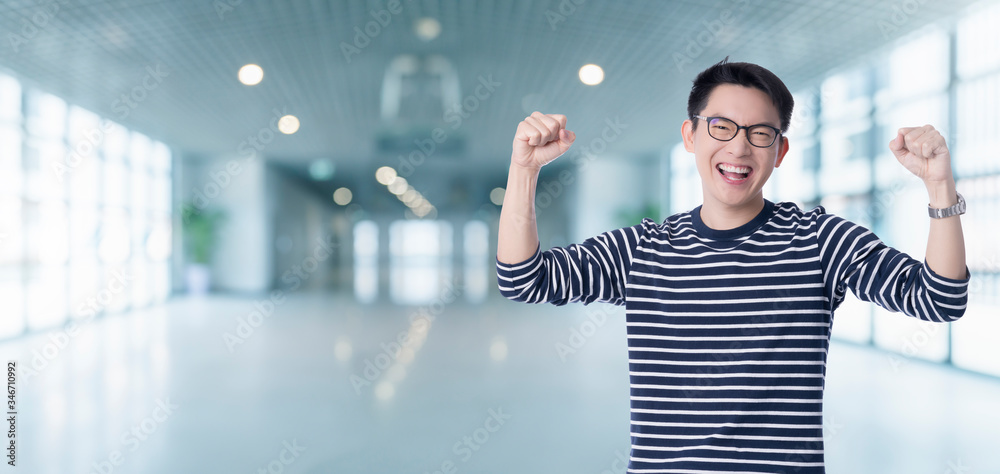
[0,71,172,338]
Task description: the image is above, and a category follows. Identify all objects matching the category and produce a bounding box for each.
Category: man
[495,58,969,472]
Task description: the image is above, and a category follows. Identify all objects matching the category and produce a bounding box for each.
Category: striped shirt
[496,200,969,473]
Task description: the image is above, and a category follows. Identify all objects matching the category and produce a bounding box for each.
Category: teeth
[717,164,751,174]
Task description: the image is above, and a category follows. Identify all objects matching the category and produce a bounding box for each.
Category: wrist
[509,161,541,176]
[925,178,958,209]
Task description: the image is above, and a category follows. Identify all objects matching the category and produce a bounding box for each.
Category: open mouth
[716,163,752,183]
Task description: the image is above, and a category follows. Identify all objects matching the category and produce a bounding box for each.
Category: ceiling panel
[0,0,987,185]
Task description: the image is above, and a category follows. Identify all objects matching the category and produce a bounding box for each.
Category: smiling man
[495,58,969,472]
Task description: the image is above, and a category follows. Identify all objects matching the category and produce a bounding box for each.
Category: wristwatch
[928,192,966,219]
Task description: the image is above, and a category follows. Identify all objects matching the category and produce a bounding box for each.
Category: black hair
[687,57,794,133]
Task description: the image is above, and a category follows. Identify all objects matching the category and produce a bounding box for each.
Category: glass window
[0,73,21,123]
[69,205,99,259]
[873,309,950,364]
[820,67,871,123]
[0,78,172,339]
[150,140,171,174]
[24,201,69,266]
[24,91,66,138]
[0,266,24,338]
[0,197,21,265]
[951,175,1000,376]
[463,220,490,303]
[150,175,171,213]
[819,124,872,196]
[0,126,22,196]
[956,1,1000,80]
[102,124,129,162]
[876,28,949,105]
[69,259,100,320]
[23,139,67,201]
[954,73,1000,177]
[25,265,67,330]
[98,208,131,264]
[669,142,700,214]
[103,160,127,206]
[874,93,948,189]
[353,220,378,304]
[389,220,453,305]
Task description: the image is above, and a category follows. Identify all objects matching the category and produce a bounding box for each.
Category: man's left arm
[889,125,968,280]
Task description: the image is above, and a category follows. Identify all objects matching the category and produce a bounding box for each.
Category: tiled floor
[2,292,998,473]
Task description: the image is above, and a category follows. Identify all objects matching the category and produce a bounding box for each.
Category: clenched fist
[511,112,576,171]
[889,125,953,185]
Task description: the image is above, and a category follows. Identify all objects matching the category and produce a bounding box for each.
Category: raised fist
[511,112,576,170]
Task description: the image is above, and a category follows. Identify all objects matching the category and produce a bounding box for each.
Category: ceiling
[0,0,987,204]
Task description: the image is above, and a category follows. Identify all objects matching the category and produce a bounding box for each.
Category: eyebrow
[705,115,780,129]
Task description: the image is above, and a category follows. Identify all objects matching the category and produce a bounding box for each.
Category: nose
[724,128,752,156]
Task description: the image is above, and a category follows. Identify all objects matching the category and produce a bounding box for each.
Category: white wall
[181,154,273,294]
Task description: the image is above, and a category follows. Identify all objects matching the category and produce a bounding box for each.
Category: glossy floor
[2,292,998,473]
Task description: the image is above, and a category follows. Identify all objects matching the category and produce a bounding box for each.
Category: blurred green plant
[616,202,660,228]
[180,203,226,264]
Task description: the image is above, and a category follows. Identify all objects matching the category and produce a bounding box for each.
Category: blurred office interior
[0,0,999,472]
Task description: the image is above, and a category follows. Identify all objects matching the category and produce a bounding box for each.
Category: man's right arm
[497,112,574,265]
[495,113,645,307]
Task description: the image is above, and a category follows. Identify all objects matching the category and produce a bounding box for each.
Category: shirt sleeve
[817,213,970,322]
[495,219,648,306]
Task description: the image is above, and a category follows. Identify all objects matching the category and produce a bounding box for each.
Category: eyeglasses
[693,115,781,148]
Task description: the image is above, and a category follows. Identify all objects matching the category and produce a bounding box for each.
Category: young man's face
[682,84,789,212]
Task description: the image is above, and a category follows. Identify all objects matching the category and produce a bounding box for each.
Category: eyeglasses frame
[692,115,782,148]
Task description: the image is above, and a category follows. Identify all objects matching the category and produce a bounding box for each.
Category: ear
[773,135,789,168]
[682,119,695,153]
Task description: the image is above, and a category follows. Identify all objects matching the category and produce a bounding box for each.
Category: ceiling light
[376,166,397,185]
[387,177,408,195]
[238,64,264,86]
[489,187,505,206]
[333,187,353,205]
[401,189,418,203]
[414,18,441,41]
[578,64,604,86]
[278,115,300,134]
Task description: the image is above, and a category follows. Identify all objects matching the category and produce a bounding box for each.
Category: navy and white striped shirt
[496,200,969,473]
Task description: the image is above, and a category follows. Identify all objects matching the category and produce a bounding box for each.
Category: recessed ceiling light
[375,166,397,184]
[489,187,505,206]
[278,115,300,134]
[238,64,264,86]
[414,18,441,41]
[387,177,408,195]
[333,187,353,205]
[578,64,604,86]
